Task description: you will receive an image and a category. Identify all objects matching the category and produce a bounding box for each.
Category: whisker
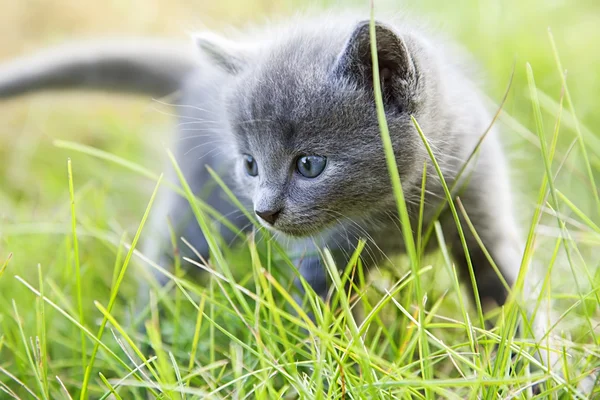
[177,120,224,128]
[150,107,207,121]
[152,98,223,116]
[196,148,225,162]
[184,140,227,156]
[320,209,391,268]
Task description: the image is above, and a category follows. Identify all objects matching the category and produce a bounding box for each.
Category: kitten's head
[195,19,430,237]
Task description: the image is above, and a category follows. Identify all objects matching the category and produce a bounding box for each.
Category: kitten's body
[3,9,588,393]
[137,13,519,310]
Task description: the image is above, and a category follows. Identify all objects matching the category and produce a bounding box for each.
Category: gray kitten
[1,10,589,394]
[152,13,520,311]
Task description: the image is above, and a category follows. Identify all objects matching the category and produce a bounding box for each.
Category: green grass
[1,0,599,398]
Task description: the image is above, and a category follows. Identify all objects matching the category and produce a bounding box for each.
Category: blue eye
[243,154,258,177]
[296,155,327,178]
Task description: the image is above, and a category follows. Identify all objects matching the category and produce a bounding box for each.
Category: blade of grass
[0,253,11,279]
[167,219,183,347]
[97,356,159,400]
[187,294,206,387]
[322,246,377,397]
[421,62,516,252]
[368,4,430,396]
[99,372,124,400]
[455,198,511,294]
[535,88,600,158]
[80,173,163,400]
[433,221,477,366]
[167,149,253,319]
[11,300,48,400]
[416,161,428,256]
[548,29,600,215]
[556,190,600,235]
[67,158,87,369]
[15,276,160,397]
[411,117,485,329]
[0,381,19,400]
[498,68,569,390]
[168,352,185,399]
[54,140,239,234]
[93,301,167,395]
[56,376,74,400]
[36,265,50,399]
[248,233,294,366]
[526,63,596,345]
[145,293,177,398]
[0,364,41,400]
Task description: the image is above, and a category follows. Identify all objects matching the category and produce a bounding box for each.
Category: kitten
[147,13,520,315]
[1,10,591,394]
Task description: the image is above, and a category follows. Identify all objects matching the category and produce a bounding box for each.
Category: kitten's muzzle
[255,208,282,225]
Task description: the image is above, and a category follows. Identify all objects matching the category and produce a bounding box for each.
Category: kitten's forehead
[229,42,378,153]
[231,31,344,112]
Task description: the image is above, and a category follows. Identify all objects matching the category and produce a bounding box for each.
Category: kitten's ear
[332,20,418,106]
[194,32,251,74]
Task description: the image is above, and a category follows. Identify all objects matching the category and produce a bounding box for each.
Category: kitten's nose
[255,208,282,225]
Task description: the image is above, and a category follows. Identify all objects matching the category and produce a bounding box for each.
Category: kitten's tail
[0,38,200,99]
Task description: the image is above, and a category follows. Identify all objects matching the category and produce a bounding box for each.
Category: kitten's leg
[295,256,329,301]
[291,256,328,323]
[291,237,367,324]
[446,202,521,315]
[440,138,521,315]
[135,169,250,326]
[290,237,331,322]
[291,245,358,392]
[443,143,525,317]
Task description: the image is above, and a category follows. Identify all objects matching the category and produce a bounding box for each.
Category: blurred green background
[0,0,598,395]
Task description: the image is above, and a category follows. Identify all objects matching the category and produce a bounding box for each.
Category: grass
[1,0,599,398]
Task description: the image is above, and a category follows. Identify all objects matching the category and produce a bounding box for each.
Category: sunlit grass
[0,0,599,398]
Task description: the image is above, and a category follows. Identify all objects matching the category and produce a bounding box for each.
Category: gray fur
[188,14,521,308]
[0,10,589,394]
[0,38,200,98]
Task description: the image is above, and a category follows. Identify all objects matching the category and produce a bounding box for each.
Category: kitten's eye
[243,154,258,177]
[296,155,327,178]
